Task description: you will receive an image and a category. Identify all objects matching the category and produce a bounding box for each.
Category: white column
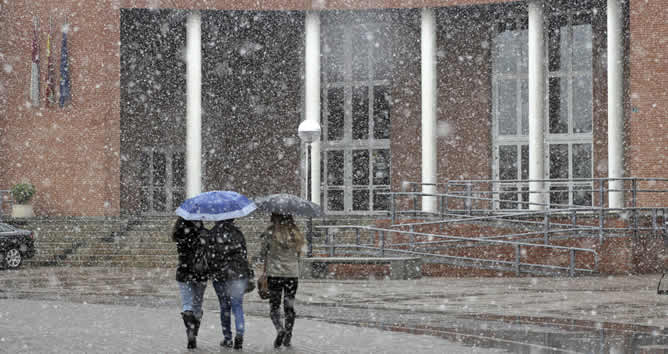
[607,0,624,208]
[186,12,202,198]
[528,1,546,210]
[305,11,321,205]
[421,8,437,213]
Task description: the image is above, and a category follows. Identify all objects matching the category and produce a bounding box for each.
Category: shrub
[11,183,36,204]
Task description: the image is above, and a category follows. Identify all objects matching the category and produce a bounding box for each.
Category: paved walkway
[2,267,666,329]
[1,299,498,353]
[1,267,667,352]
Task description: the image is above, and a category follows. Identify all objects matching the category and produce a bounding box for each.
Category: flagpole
[45,15,56,107]
[59,13,71,108]
[30,15,40,108]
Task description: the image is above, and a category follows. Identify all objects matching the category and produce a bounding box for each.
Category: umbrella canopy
[254,193,323,217]
[175,191,256,221]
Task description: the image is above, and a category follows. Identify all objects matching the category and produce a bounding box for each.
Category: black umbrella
[254,193,323,217]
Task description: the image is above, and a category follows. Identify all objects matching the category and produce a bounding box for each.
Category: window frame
[491,8,594,210]
[321,22,392,215]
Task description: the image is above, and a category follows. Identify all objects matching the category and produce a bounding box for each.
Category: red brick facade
[627,0,668,207]
[0,0,665,216]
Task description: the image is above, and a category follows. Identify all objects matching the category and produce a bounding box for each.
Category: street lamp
[298,119,321,199]
[298,119,321,258]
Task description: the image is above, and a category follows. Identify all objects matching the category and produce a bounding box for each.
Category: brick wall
[627,0,668,207]
[2,0,665,217]
[0,1,121,216]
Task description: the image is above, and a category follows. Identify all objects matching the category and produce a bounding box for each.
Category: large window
[492,8,593,209]
[138,147,186,214]
[321,22,392,214]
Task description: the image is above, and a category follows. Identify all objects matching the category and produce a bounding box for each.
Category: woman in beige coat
[258,213,305,348]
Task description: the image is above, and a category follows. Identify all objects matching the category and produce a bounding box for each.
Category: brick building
[0,0,666,218]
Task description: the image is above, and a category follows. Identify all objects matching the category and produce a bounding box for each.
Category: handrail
[394,177,667,214]
[312,224,598,276]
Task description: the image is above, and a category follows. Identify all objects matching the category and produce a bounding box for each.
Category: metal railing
[391,177,668,218]
[311,225,598,276]
[307,177,666,277]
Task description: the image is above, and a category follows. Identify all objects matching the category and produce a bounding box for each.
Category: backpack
[191,232,211,276]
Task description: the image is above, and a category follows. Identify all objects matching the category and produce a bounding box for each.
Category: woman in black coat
[207,219,251,350]
[172,217,208,349]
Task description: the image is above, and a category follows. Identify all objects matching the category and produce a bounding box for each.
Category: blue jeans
[178,281,207,319]
[213,278,248,339]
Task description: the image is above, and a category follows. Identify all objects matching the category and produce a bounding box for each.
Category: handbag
[257,274,270,300]
[192,244,210,275]
[245,269,256,293]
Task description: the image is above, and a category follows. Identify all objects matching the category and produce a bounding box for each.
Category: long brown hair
[270,213,305,254]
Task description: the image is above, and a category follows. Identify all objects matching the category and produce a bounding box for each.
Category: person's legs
[178,281,195,313]
[178,281,206,349]
[213,280,233,341]
[268,277,288,347]
[227,278,248,349]
[267,277,284,331]
[282,277,299,347]
[226,278,248,336]
[189,281,206,320]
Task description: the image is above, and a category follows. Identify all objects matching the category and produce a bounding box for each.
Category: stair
[12,215,377,268]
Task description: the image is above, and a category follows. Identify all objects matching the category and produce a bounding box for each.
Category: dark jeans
[268,276,298,334]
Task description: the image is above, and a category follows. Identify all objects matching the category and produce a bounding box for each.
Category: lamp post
[298,119,321,199]
[298,119,321,258]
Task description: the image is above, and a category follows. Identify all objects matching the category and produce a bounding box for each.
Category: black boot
[220,338,233,348]
[274,330,285,348]
[181,311,197,349]
[193,314,202,337]
[284,311,295,347]
[234,334,243,350]
[283,332,292,347]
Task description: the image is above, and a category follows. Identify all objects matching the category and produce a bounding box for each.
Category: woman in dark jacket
[207,219,251,350]
[171,217,208,349]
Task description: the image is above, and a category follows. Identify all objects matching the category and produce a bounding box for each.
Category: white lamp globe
[298,119,321,144]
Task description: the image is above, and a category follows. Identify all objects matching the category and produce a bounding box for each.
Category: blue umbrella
[175,191,256,221]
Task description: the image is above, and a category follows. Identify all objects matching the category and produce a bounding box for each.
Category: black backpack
[192,231,211,276]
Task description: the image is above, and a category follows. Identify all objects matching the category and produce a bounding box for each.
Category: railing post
[307,218,313,257]
[439,194,444,218]
[391,193,396,224]
[652,208,658,233]
[514,244,521,276]
[599,207,605,244]
[569,249,575,277]
[466,183,472,216]
[543,212,550,244]
[380,231,385,257]
[325,228,334,257]
[413,184,418,217]
[444,181,449,214]
[631,178,637,209]
[599,181,605,208]
[409,230,415,251]
[355,228,360,245]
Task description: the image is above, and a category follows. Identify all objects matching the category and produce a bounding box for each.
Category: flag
[30,16,40,107]
[45,17,56,106]
[59,23,71,108]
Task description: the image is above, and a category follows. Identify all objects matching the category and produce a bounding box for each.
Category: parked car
[0,222,35,269]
